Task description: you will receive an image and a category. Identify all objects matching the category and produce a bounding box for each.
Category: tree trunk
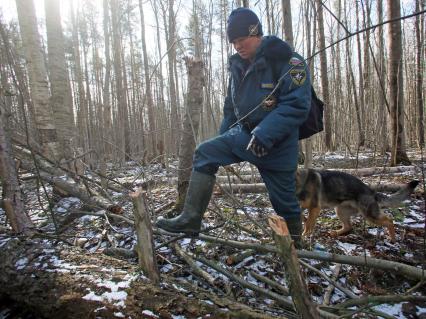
[175,58,204,211]
[0,106,33,234]
[281,0,294,48]
[387,0,411,165]
[315,0,332,150]
[111,0,130,162]
[415,0,425,147]
[268,215,320,318]
[355,1,365,147]
[151,0,167,165]
[130,190,160,284]
[70,2,89,159]
[100,0,112,188]
[160,0,180,156]
[139,0,157,158]
[44,0,75,164]
[15,0,59,158]
[376,0,389,153]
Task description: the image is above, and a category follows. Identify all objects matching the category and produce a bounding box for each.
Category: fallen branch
[336,294,426,309]
[193,253,295,310]
[249,271,289,295]
[300,260,355,299]
[322,264,342,306]
[173,244,215,286]
[191,233,426,281]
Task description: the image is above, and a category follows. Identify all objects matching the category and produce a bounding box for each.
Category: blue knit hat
[227,8,263,43]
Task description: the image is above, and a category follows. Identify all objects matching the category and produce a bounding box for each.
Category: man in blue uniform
[156,8,311,244]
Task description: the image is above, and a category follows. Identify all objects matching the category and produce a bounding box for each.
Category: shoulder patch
[290,69,306,86]
[289,57,303,66]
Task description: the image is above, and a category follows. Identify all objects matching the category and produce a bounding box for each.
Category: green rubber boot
[286,216,302,248]
[156,171,215,234]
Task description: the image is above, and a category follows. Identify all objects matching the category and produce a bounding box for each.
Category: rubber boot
[156,171,215,234]
[286,216,302,248]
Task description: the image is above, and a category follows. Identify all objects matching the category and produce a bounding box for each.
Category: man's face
[232,36,262,61]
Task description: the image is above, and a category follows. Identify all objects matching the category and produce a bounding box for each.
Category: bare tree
[315,0,332,150]
[139,0,157,158]
[281,0,294,48]
[44,0,75,164]
[0,101,33,235]
[355,0,365,146]
[176,58,204,212]
[415,0,424,146]
[387,0,411,165]
[111,0,130,161]
[376,0,389,153]
[15,0,59,158]
[159,0,180,155]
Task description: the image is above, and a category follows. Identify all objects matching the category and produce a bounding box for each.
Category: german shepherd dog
[295,169,419,242]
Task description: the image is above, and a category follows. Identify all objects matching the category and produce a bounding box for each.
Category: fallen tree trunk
[217,182,415,194]
[18,160,114,211]
[0,235,276,319]
[193,233,426,281]
[215,165,418,181]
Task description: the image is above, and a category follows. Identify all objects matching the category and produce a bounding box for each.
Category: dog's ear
[296,169,307,186]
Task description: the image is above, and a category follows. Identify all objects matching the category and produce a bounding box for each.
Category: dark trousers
[192,125,301,219]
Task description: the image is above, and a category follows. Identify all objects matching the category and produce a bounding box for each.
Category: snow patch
[142,310,159,318]
[374,303,403,317]
[82,274,137,308]
[15,257,29,270]
[0,237,11,248]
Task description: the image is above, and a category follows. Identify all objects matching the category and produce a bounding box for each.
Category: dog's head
[295,169,320,201]
[295,169,310,200]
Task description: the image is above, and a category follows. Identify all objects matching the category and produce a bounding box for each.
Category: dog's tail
[376,180,419,208]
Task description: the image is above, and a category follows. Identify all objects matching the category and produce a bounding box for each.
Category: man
[156,8,311,243]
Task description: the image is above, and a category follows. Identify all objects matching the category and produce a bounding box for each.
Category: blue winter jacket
[219,36,312,152]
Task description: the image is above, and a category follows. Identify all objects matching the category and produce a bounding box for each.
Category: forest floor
[0,149,425,319]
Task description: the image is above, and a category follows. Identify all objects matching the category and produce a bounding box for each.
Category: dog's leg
[366,213,396,243]
[331,205,353,237]
[302,206,321,237]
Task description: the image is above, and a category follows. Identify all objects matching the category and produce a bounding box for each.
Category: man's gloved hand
[246,134,268,157]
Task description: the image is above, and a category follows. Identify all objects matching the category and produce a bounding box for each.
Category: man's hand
[246,135,268,157]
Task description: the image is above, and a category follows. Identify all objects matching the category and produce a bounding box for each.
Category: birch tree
[44,0,75,163]
[15,0,59,158]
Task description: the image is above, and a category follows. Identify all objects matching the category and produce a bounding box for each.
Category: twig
[173,243,216,286]
[249,271,289,296]
[299,260,356,299]
[322,264,342,305]
[193,254,295,310]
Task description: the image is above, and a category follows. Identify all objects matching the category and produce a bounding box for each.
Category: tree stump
[268,214,320,319]
[130,189,160,284]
